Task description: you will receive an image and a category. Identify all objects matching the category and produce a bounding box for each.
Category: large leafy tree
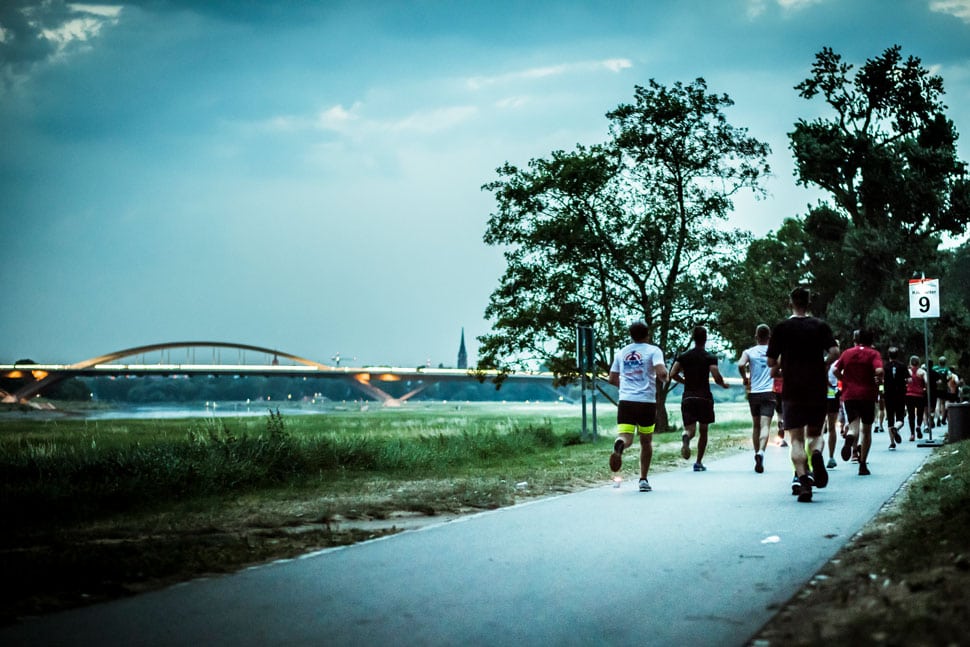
[789,45,970,334]
[479,79,770,427]
[715,204,853,355]
[714,217,811,354]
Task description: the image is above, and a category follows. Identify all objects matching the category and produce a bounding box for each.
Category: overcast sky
[2,0,970,368]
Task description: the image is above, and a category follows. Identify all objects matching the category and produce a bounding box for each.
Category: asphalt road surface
[1,437,934,646]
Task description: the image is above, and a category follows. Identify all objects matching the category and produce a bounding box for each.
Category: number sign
[909,278,940,319]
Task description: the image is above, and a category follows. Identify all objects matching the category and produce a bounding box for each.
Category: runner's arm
[766,356,781,378]
[710,365,729,389]
[667,361,682,385]
[737,351,750,386]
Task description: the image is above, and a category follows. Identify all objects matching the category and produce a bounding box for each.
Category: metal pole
[587,326,598,441]
[577,325,588,440]
[925,317,933,440]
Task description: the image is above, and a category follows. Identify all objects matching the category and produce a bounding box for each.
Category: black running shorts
[781,400,827,431]
[681,396,715,426]
[843,399,877,425]
[617,401,657,431]
[747,392,776,418]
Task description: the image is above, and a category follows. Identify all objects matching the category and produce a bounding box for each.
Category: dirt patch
[1,517,441,624]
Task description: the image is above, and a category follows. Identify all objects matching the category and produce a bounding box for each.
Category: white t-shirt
[741,343,772,394]
[827,361,839,399]
[610,342,665,403]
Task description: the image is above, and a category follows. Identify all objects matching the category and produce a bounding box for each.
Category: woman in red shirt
[905,355,928,442]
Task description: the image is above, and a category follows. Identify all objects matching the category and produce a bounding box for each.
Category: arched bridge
[1,341,555,407]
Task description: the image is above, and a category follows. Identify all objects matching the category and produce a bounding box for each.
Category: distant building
[457,328,468,369]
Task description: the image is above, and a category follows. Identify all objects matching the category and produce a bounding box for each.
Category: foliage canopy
[480,79,770,381]
[718,45,970,358]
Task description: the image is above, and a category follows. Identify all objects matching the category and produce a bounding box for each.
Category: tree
[789,45,970,333]
[713,218,810,355]
[480,79,770,429]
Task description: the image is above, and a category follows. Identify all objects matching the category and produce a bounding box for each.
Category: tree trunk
[655,381,674,434]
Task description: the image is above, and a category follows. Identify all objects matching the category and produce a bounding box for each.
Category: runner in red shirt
[833,329,884,476]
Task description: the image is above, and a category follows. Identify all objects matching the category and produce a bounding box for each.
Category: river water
[7,400,587,421]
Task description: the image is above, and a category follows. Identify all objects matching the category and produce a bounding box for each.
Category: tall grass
[1,409,575,527]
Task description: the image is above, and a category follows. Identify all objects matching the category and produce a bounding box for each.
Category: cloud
[69,4,124,18]
[0,1,122,85]
[465,58,632,90]
[256,101,477,139]
[930,0,970,22]
[746,0,825,18]
[495,96,528,110]
[777,0,825,8]
[385,105,478,133]
[315,103,361,133]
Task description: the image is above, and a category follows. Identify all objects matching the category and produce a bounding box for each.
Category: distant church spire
[457,327,468,369]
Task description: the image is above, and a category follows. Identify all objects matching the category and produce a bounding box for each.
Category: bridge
[0,341,557,408]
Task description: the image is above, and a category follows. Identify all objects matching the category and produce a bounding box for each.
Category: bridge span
[0,341,557,408]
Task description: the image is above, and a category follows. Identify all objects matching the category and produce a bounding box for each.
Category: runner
[608,321,669,492]
[883,346,907,449]
[668,325,730,472]
[833,329,884,476]
[766,287,839,503]
[823,360,840,469]
[773,375,787,447]
[905,355,928,441]
[737,324,775,473]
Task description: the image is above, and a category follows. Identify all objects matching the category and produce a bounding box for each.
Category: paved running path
[1,437,935,646]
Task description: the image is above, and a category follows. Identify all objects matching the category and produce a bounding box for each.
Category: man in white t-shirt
[737,324,774,474]
[608,321,669,492]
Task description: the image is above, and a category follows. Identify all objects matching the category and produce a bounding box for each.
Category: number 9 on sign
[909,278,940,319]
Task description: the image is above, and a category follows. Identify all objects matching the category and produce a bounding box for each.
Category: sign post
[909,276,943,447]
[576,324,598,441]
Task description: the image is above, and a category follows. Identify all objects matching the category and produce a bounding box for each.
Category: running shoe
[780,439,789,448]
[797,474,813,502]
[754,453,764,473]
[639,478,652,492]
[841,434,857,461]
[889,442,896,450]
[811,450,828,488]
[859,463,871,476]
[609,438,624,472]
[892,427,903,445]
[791,474,800,495]
[693,462,706,472]
[826,457,837,469]
[680,433,691,460]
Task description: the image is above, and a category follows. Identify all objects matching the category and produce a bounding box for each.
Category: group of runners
[606,287,961,502]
